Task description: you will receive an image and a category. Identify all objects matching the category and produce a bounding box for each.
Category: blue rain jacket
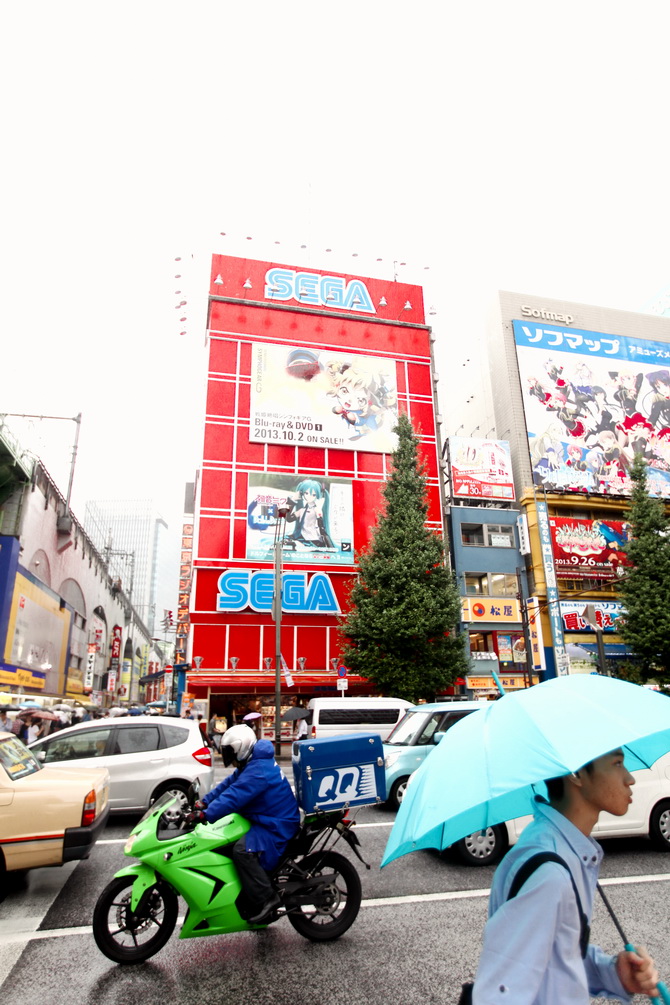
[202,739,300,870]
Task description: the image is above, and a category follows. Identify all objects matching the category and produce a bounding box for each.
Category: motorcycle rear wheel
[286,850,361,942]
[93,875,178,963]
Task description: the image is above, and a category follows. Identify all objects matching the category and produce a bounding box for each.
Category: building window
[469,632,495,653]
[461,524,485,546]
[461,523,515,548]
[464,573,488,595]
[489,573,518,597]
[486,525,515,547]
[464,572,518,597]
[561,578,606,592]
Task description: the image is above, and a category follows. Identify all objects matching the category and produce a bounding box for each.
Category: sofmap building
[488,291,670,676]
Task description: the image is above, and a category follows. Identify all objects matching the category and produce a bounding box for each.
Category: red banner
[549,517,632,579]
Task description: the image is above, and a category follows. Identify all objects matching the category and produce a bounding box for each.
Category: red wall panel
[193,256,437,676]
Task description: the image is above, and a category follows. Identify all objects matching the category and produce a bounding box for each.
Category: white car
[30,715,214,815]
[453,751,670,866]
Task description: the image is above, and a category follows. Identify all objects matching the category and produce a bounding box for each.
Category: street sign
[337,665,348,678]
[336,678,349,691]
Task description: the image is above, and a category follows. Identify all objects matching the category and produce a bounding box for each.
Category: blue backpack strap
[507,851,590,959]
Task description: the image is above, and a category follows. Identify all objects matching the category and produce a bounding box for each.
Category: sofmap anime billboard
[549,517,632,580]
[250,343,399,454]
[450,437,515,500]
[513,320,670,497]
[246,473,354,565]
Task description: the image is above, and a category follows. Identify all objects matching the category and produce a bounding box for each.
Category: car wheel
[649,801,670,851]
[454,825,508,866]
[150,782,190,824]
[387,776,410,811]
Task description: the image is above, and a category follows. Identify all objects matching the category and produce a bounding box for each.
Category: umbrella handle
[623,944,670,1003]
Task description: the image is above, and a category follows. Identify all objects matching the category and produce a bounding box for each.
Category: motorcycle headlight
[384,751,400,769]
[124,833,139,855]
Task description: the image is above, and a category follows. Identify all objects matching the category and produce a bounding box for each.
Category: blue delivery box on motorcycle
[292,733,386,812]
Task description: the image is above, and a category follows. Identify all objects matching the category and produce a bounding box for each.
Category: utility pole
[516,568,534,689]
[272,503,290,758]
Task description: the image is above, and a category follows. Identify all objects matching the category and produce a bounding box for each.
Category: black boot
[248,892,281,925]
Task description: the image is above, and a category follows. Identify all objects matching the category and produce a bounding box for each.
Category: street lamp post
[272,504,290,758]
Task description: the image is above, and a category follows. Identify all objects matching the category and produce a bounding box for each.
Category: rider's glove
[193,800,206,811]
[183,810,206,828]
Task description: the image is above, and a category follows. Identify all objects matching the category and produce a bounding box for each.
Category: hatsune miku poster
[249,343,399,454]
[246,472,355,565]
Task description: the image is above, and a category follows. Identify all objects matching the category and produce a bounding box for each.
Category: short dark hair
[545,761,595,802]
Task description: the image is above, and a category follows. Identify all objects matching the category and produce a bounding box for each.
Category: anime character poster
[246,472,354,565]
[513,320,670,498]
[549,517,632,579]
[250,343,399,454]
[450,437,515,500]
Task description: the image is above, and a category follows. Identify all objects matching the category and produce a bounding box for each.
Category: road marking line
[1,872,668,947]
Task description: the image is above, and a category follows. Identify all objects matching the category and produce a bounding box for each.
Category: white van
[306,697,412,742]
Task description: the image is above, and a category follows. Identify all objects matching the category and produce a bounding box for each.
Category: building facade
[0,433,153,703]
[84,498,174,637]
[185,254,443,736]
[448,503,539,697]
[488,290,670,675]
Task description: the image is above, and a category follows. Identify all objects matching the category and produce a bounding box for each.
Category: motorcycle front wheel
[93,875,178,963]
[286,850,361,942]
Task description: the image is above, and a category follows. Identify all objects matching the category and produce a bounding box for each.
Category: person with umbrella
[382,674,670,1003]
[281,704,310,741]
[471,749,659,1002]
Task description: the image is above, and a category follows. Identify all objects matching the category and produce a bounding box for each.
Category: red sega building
[186,254,442,739]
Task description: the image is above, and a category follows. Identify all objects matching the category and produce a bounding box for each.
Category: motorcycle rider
[184,723,300,924]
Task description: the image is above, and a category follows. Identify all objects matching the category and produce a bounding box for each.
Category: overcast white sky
[2,1,669,548]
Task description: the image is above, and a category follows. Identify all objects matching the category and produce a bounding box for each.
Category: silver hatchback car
[29,715,214,815]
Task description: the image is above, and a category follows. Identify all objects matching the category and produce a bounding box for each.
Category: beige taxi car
[0,729,109,875]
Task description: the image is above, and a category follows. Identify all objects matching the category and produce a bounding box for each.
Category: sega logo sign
[264,268,375,314]
[217,570,340,614]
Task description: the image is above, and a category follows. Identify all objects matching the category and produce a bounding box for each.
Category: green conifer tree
[338,413,468,701]
[616,452,670,682]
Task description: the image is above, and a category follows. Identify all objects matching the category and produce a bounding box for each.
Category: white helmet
[221,724,257,766]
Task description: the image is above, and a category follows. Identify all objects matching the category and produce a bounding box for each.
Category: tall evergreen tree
[338,413,468,701]
[616,452,670,682]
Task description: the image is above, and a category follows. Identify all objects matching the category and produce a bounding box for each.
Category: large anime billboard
[250,343,399,454]
[549,516,632,580]
[514,320,670,497]
[246,472,354,565]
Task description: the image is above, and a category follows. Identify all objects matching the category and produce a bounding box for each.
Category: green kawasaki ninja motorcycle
[92,787,367,964]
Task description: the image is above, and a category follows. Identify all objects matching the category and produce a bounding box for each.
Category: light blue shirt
[473,799,631,1004]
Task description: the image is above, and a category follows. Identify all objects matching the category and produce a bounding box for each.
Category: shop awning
[576,643,633,659]
[186,671,364,691]
[139,669,166,685]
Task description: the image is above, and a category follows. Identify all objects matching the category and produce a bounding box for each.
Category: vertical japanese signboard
[535,500,567,674]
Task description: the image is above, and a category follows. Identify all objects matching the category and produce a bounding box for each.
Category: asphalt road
[3,766,670,1004]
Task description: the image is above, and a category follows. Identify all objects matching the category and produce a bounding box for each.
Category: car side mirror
[36,749,46,762]
[432,731,446,745]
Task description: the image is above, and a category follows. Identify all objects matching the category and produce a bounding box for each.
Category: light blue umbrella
[382,674,670,868]
[382,673,670,1004]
